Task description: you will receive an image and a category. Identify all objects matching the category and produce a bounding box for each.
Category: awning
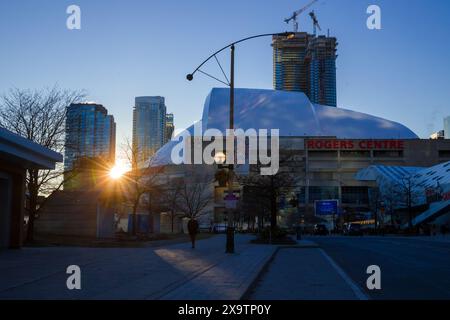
[0,127,63,169]
[405,200,450,228]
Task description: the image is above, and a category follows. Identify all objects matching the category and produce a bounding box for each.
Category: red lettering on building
[307,139,405,150]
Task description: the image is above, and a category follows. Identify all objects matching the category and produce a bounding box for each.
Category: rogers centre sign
[306,139,405,150]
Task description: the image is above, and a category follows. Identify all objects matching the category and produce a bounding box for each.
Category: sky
[1,0,450,159]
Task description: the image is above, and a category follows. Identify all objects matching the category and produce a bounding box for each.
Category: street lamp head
[186,74,194,81]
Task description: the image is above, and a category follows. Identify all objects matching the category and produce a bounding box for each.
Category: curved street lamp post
[186,32,294,254]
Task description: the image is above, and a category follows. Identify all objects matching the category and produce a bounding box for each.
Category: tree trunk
[26,201,36,243]
[147,195,152,234]
[132,202,138,236]
[408,192,413,230]
[374,207,378,231]
[270,176,277,232]
[26,170,39,243]
[270,192,277,232]
[171,211,174,233]
[408,206,413,230]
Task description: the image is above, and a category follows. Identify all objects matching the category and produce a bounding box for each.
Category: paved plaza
[0,235,275,300]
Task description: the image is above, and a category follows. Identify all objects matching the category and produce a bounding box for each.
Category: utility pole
[226,45,235,254]
[186,32,294,254]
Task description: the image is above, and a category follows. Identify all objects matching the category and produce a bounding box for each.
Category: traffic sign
[224,193,239,209]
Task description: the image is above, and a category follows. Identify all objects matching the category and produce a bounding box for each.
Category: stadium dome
[151,88,418,166]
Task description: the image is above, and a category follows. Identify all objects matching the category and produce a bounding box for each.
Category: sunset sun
[109,163,128,180]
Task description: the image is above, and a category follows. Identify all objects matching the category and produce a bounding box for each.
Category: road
[310,236,450,300]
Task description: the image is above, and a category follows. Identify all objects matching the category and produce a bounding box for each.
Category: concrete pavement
[5,234,438,300]
[247,243,368,300]
[0,234,276,300]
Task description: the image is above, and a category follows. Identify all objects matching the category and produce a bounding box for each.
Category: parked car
[314,224,329,236]
[345,223,363,236]
[198,224,212,233]
[213,224,227,234]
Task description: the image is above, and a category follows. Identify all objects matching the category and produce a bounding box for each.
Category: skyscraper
[272,32,338,107]
[307,36,338,107]
[165,113,175,144]
[64,103,116,171]
[445,116,450,139]
[273,32,312,94]
[132,96,167,166]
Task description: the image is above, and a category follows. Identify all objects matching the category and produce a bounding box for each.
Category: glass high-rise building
[132,96,167,167]
[165,113,175,144]
[445,116,450,139]
[64,103,116,171]
[273,32,311,94]
[272,33,338,107]
[307,36,337,107]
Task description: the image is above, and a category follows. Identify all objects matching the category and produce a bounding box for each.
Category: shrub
[259,226,288,241]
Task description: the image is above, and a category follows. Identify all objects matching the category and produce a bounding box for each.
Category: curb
[240,241,319,300]
[241,246,280,300]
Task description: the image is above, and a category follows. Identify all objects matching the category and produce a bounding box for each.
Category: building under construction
[272,32,338,107]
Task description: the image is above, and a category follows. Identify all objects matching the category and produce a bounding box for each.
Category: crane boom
[309,10,322,35]
[284,0,319,32]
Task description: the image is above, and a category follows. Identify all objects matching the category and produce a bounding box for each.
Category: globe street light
[214,151,227,165]
[187,32,294,254]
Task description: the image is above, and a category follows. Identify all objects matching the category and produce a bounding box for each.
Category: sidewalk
[0,235,369,300]
[160,244,275,300]
[0,234,275,300]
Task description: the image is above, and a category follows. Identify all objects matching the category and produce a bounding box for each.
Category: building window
[340,151,370,158]
[297,187,306,205]
[373,150,403,158]
[309,186,339,203]
[439,150,450,158]
[308,151,338,158]
[342,186,369,205]
[313,172,334,180]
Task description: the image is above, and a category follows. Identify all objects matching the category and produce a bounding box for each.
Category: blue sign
[315,200,339,216]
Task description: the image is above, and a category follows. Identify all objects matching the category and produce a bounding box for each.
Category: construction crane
[309,10,322,35]
[284,0,319,32]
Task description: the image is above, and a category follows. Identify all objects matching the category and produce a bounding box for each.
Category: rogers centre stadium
[151,88,450,231]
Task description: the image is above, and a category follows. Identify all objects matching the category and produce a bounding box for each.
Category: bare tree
[142,174,165,233]
[380,184,401,227]
[0,86,86,241]
[121,138,165,235]
[177,168,214,220]
[241,185,270,231]
[236,151,302,233]
[395,175,422,229]
[368,187,382,230]
[160,177,184,233]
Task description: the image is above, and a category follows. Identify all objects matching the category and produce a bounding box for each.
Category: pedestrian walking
[188,218,199,249]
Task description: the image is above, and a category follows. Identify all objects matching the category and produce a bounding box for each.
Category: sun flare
[109,163,128,180]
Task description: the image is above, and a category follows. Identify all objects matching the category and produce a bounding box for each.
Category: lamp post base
[226,227,235,254]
